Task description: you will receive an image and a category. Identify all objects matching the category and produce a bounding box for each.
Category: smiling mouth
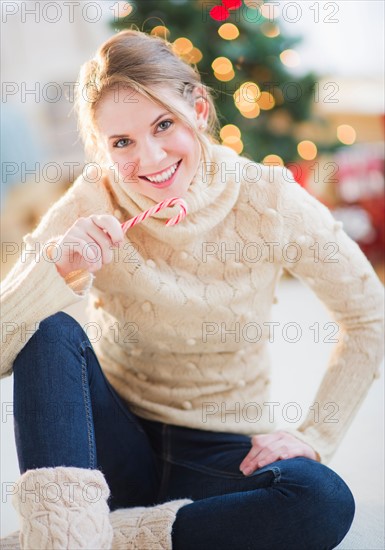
[139,160,182,184]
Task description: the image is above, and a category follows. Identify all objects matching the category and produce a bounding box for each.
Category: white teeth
[146,162,179,183]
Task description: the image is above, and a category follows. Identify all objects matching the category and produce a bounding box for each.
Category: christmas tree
[110,0,343,171]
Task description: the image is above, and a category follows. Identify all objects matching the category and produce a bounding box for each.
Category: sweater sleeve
[0,177,95,380]
[272,167,384,465]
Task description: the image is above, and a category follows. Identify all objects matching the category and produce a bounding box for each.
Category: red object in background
[357,197,385,265]
[223,0,243,9]
[209,5,229,21]
[284,160,311,189]
[210,0,242,21]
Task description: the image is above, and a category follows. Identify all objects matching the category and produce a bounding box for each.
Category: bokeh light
[184,47,203,64]
[257,91,275,110]
[297,140,318,160]
[260,23,280,38]
[337,124,357,145]
[172,37,193,56]
[240,105,261,118]
[280,49,301,68]
[263,154,284,166]
[233,82,261,105]
[218,23,240,40]
[114,1,133,18]
[220,124,241,140]
[260,3,280,19]
[214,69,235,81]
[151,26,170,40]
[223,137,244,154]
[212,57,233,75]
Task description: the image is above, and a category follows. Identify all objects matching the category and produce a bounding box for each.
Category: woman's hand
[52,215,125,278]
[239,430,320,476]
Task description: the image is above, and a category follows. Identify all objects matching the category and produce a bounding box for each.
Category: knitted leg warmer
[0,531,20,550]
[109,498,193,550]
[9,466,113,550]
[0,475,191,550]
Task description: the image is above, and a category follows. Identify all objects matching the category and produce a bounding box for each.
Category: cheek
[109,154,139,181]
[173,129,198,157]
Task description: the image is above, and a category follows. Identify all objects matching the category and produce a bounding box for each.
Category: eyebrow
[108,112,170,140]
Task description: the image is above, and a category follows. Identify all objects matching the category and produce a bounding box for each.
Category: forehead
[95,86,188,135]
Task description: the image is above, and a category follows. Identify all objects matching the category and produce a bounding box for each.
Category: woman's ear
[192,86,209,128]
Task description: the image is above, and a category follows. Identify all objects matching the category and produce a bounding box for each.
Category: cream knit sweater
[1,142,384,466]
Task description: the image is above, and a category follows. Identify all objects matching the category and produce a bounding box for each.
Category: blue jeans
[13,312,355,550]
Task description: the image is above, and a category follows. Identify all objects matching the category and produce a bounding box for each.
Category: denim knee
[13,311,88,374]
[37,311,85,343]
[286,458,355,547]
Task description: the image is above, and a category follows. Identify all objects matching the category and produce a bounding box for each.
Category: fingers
[54,214,125,277]
[90,214,125,247]
[54,236,100,277]
[83,226,115,266]
[74,236,102,273]
[240,439,284,475]
[240,432,289,476]
[240,430,319,476]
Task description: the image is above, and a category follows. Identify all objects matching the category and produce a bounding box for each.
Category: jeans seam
[80,341,96,468]
[159,455,283,482]
[157,424,171,502]
[83,342,147,435]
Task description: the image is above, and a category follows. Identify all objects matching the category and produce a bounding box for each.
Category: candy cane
[121,197,188,234]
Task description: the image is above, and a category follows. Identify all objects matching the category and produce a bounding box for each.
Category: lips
[139,160,182,189]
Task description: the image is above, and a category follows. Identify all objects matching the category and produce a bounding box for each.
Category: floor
[1,276,384,547]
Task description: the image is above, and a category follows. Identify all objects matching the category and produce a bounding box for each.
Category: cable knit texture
[109,499,193,549]
[11,467,113,549]
[1,498,192,550]
[1,142,384,466]
[0,531,20,550]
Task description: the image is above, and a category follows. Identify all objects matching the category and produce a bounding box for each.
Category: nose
[137,137,167,170]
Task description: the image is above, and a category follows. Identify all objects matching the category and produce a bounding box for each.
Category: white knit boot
[110,498,193,550]
[1,476,191,550]
[9,466,113,549]
[0,531,20,550]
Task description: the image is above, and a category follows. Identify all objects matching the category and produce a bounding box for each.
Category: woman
[1,28,383,549]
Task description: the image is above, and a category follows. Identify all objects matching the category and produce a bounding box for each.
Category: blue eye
[158,119,173,131]
[114,138,131,148]
[112,119,173,149]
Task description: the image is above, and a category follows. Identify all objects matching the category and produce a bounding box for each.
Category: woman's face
[95,86,208,202]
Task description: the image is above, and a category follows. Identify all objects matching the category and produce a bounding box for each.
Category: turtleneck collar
[105,138,242,245]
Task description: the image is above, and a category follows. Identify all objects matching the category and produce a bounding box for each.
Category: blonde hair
[74,28,221,168]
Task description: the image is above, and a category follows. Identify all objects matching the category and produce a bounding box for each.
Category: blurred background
[1,1,384,546]
[1,0,384,279]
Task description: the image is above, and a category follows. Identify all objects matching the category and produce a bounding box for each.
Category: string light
[240,105,260,118]
[263,154,284,166]
[214,69,235,81]
[280,49,301,68]
[212,57,233,75]
[218,23,240,40]
[260,3,280,19]
[337,124,356,145]
[151,26,170,39]
[244,0,263,7]
[233,82,261,105]
[243,0,265,10]
[298,140,317,160]
[223,137,244,154]
[260,23,280,38]
[172,37,193,56]
[220,124,241,140]
[257,91,275,110]
[114,1,133,18]
[238,100,259,113]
